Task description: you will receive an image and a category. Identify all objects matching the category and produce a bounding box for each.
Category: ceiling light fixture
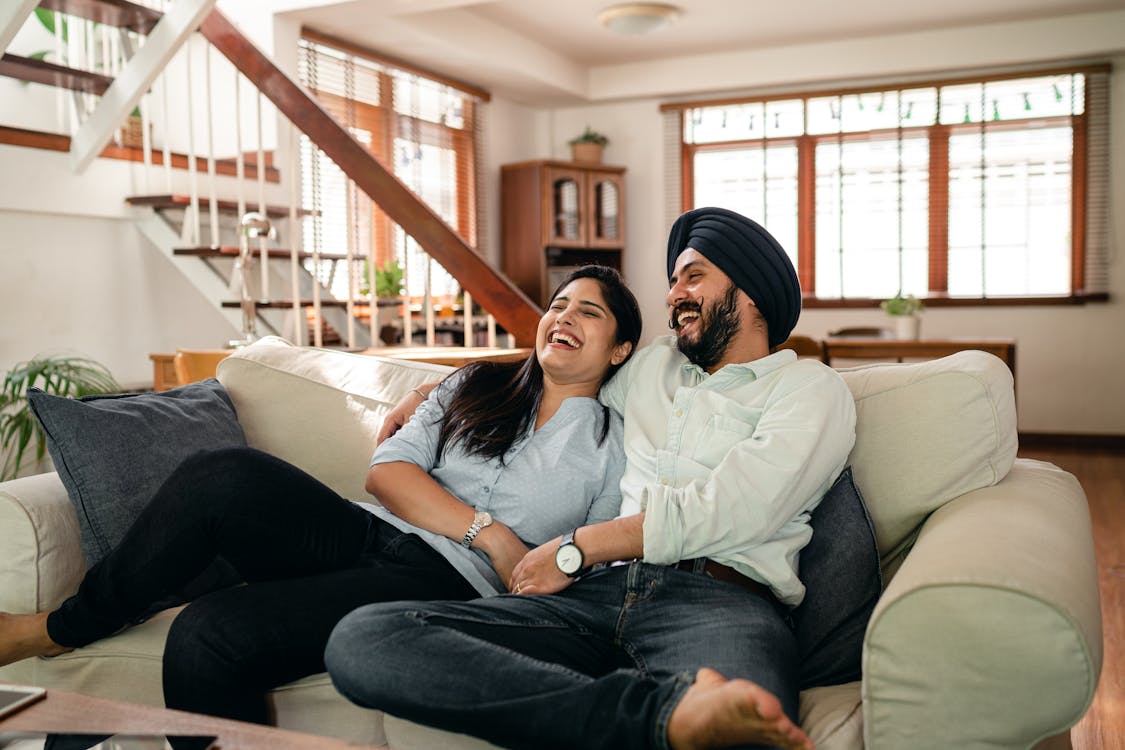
[598,3,682,36]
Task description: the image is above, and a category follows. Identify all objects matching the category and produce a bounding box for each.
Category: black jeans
[46,447,478,724]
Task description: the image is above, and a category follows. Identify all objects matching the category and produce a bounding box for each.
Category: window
[297,34,484,306]
[672,67,1110,303]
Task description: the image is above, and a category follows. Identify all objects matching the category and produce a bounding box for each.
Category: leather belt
[673,558,772,600]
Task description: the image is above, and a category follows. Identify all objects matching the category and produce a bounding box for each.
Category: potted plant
[880,292,925,340]
[0,353,119,480]
[361,259,406,345]
[569,126,609,164]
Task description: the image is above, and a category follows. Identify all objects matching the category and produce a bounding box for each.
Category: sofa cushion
[837,350,1017,559]
[793,467,881,689]
[27,379,247,566]
[216,337,456,504]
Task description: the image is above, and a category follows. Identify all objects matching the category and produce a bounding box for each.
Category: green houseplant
[879,292,924,316]
[880,292,925,339]
[569,126,609,163]
[0,354,119,480]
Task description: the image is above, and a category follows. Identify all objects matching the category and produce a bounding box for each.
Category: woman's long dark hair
[435,265,642,462]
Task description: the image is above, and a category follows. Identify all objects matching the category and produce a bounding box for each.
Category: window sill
[802,292,1109,309]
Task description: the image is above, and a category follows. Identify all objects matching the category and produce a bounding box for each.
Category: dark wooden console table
[822,337,1017,381]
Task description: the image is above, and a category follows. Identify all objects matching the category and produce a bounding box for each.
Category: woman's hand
[508,538,574,596]
[376,386,430,444]
[475,523,531,589]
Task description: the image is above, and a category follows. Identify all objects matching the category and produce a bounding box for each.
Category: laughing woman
[0,265,641,726]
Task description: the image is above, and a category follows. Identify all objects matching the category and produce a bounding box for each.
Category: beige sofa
[0,336,1102,749]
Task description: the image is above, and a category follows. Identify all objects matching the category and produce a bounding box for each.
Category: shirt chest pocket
[689,412,760,468]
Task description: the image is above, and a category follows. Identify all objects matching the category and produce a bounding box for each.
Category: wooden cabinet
[501,160,625,306]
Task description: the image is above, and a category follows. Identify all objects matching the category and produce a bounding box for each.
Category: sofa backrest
[217,337,455,504]
[218,338,1017,566]
[837,350,1018,560]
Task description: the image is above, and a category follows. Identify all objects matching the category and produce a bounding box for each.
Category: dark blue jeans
[45,447,477,724]
[326,562,797,750]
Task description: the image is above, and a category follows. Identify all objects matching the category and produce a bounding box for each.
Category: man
[326,207,856,750]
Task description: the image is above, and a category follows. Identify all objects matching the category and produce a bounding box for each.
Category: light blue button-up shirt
[367,371,625,597]
[600,336,856,606]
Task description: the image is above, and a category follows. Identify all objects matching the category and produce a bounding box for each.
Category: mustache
[669,298,704,330]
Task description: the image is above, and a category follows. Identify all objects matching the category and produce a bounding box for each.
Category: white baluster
[462,291,472,349]
[424,257,435,347]
[160,70,171,192]
[345,181,356,349]
[185,41,200,246]
[257,92,268,299]
[204,44,218,247]
[401,243,412,347]
[289,121,302,345]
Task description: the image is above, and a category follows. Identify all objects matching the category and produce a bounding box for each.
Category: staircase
[0,0,541,353]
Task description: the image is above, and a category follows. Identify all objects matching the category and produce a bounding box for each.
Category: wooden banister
[198,9,541,345]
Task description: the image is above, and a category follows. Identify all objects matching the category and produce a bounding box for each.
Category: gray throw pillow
[28,378,247,566]
[792,466,882,689]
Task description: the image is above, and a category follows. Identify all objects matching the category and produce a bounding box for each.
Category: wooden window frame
[299,32,480,287]
[671,65,1108,306]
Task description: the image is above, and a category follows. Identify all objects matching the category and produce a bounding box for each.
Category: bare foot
[667,668,813,750]
[0,612,71,666]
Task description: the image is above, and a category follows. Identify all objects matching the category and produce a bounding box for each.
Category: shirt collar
[679,347,797,381]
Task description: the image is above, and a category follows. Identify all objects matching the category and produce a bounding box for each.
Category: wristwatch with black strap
[555,528,588,577]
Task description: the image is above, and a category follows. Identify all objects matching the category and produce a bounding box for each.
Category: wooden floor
[1017,445,1124,750]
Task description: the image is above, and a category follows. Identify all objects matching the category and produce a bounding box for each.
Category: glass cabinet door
[545,168,587,247]
[587,171,625,248]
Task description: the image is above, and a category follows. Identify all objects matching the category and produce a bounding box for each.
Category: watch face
[556,544,583,575]
[475,511,492,527]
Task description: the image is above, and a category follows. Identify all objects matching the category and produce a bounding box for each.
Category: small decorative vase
[893,314,920,340]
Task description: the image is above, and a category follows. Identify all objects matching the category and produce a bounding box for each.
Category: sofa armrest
[0,472,86,613]
[862,459,1102,750]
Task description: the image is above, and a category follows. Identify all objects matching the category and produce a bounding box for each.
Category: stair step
[39,0,163,34]
[221,300,371,310]
[126,195,316,219]
[0,53,111,94]
[174,246,350,262]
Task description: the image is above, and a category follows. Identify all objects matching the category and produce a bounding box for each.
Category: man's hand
[508,537,575,596]
[376,388,427,444]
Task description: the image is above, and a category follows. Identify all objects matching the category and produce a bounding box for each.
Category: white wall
[0,144,243,387]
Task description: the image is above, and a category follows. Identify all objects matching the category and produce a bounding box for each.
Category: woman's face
[535,277,632,388]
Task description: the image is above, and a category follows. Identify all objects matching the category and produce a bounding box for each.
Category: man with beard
[326,207,856,750]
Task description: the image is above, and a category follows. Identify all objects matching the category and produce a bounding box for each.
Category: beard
[670,282,741,370]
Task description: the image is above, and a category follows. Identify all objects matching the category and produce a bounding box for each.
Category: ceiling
[278,0,1125,104]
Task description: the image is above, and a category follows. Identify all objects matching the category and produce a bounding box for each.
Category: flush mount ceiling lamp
[598,3,682,36]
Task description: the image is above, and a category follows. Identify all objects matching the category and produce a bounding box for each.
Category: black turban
[666,207,801,350]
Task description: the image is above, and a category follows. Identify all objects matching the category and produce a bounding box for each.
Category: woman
[0,265,642,726]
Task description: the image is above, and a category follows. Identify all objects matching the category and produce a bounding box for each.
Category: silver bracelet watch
[461,511,493,548]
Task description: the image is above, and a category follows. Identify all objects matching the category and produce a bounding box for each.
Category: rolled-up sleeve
[584,414,626,525]
[640,367,856,565]
[370,374,459,472]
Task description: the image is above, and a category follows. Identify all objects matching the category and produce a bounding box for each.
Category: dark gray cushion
[792,466,882,689]
[28,379,246,566]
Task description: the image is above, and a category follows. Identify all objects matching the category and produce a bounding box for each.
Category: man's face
[667,249,745,370]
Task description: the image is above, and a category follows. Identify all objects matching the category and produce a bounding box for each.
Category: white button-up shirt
[601,336,856,606]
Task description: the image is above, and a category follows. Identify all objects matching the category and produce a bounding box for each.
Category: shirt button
[482,487,491,494]
[674,409,683,417]
[660,478,669,485]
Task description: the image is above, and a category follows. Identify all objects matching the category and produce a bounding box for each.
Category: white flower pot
[893,314,920,340]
